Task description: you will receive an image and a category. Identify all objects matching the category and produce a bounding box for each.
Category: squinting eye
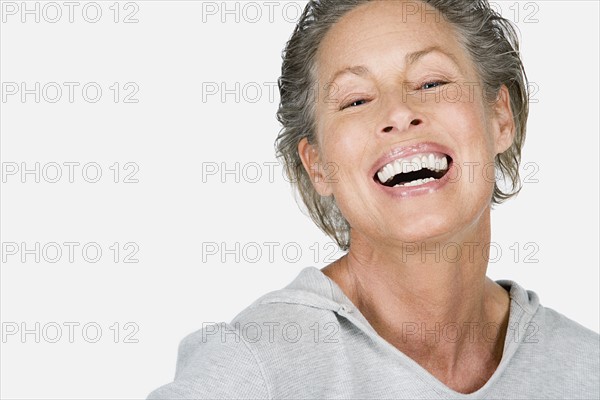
[341,99,368,110]
[421,81,447,90]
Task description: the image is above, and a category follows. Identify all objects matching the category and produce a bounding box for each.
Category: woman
[149,0,599,398]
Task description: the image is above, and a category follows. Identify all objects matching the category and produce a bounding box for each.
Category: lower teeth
[393,177,436,188]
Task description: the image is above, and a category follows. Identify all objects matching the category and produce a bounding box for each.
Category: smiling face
[298,0,515,245]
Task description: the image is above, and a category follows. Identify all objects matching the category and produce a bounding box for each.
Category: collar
[254,266,540,343]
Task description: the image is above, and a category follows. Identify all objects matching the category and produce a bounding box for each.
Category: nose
[377,93,424,135]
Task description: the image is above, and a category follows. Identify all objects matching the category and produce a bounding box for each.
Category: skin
[297,0,516,394]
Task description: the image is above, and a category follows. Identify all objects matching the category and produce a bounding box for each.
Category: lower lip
[372,162,455,199]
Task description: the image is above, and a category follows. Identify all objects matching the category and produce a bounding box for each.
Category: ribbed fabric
[148,267,600,399]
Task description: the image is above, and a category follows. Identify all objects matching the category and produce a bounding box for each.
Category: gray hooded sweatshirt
[148,266,600,399]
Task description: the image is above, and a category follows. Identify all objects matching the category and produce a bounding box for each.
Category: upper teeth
[377,153,449,183]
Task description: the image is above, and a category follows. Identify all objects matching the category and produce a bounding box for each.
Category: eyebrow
[328,46,462,83]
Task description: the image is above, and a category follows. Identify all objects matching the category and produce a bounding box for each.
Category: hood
[252,266,541,341]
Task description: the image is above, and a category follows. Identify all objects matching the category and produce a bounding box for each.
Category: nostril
[382,119,421,133]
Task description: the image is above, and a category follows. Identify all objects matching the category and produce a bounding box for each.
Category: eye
[340,99,368,110]
[420,81,448,90]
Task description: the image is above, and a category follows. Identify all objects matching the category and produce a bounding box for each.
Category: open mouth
[374,153,452,188]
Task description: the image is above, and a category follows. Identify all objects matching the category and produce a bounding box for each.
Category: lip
[369,141,456,199]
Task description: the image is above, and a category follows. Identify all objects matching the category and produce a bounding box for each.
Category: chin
[351,210,461,247]
[392,213,460,244]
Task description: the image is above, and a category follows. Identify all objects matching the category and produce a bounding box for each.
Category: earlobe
[298,137,333,196]
[493,85,516,155]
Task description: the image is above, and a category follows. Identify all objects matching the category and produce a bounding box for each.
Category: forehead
[316,0,470,80]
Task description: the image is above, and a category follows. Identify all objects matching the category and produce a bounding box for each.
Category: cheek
[321,118,370,165]
[318,121,375,205]
[427,99,497,196]
[433,96,494,154]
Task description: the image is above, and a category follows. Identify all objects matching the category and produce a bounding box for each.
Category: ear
[298,137,334,197]
[491,84,516,155]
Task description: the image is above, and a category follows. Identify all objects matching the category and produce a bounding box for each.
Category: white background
[1,1,598,398]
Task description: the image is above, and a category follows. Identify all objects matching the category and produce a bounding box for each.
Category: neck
[322,208,510,391]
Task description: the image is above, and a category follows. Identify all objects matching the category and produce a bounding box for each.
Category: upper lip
[370,141,455,179]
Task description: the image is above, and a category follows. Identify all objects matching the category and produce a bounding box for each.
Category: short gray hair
[275,0,530,251]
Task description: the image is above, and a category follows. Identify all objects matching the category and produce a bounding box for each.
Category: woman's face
[299,0,515,245]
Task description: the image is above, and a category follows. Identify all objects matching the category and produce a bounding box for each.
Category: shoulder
[520,302,600,397]
[146,289,340,400]
[499,278,598,364]
[532,304,600,350]
[146,321,271,399]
